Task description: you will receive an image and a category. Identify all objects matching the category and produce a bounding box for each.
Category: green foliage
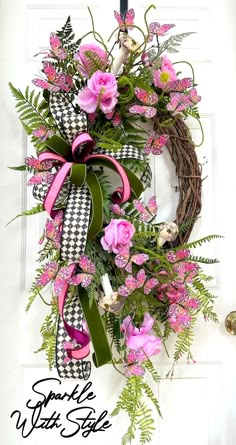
[56,16,81,53]
[183,106,200,120]
[9,83,53,151]
[188,255,219,264]
[111,376,157,445]
[142,382,162,418]
[158,32,194,56]
[84,50,107,75]
[92,170,111,220]
[26,291,41,313]
[92,130,123,150]
[174,316,196,361]
[143,359,161,384]
[173,234,224,251]
[192,277,219,322]
[6,204,44,226]
[35,302,58,369]
[8,164,26,171]
[103,312,122,353]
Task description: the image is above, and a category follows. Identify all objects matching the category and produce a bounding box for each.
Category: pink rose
[74,43,108,77]
[121,313,161,361]
[153,55,177,89]
[101,219,135,254]
[77,71,118,114]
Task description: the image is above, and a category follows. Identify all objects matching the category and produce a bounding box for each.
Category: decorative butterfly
[147,22,175,42]
[25,155,53,171]
[144,132,169,155]
[27,171,54,186]
[44,210,64,249]
[54,266,72,296]
[129,105,157,118]
[134,87,158,106]
[32,125,54,142]
[110,204,126,216]
[68,255,96,288]
[118,269,146,297]
[36,261,58,287]
[49,32,67,59]
[166,249,190,263]
[165,77,193,92]
[118,269,158,297]
[32,62,73,92]
[115,253,149,273]
[114,8,135,31]
[166,92,197,115]
[189,88,201,104]
[133,196,158,222]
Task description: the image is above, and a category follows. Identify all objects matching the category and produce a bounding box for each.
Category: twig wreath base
[154,116,202,245]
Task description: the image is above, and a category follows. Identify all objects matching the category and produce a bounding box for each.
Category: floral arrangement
[9,5,221,444]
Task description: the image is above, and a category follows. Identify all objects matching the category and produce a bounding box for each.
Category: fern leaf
[158,32,194,56]
[173,234,224,251]
[6,204,44,226]
[188,255,219,264]
[9,83,52,142]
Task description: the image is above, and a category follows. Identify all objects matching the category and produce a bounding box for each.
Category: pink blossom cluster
[121,313,161,376]
[156,251,201,332]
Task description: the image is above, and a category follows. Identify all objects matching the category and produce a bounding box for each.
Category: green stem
[144,4,156,36]
[39,293,52,306]
[193,115,204,147]
[172,60,195,85]
[87,7,108,52]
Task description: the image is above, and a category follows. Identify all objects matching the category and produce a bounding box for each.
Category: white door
[0,0,235,444]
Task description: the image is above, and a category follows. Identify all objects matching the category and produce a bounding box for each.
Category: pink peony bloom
[121,313,161,361]
[77,71,119,114]
[74,43,108,77]
[153,55,177,89]
[101,219,135,254]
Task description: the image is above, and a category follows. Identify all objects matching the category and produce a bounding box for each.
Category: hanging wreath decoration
[9,5,221,443]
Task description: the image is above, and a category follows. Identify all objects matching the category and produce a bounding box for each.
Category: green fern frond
[174,316,196,362]
[143,359,161,384]
[173,234,223,251]
[26,292,40,312]
[9,83,51,131]
[158,32,194,56]
[84,50,107,75]
[188,255,219,264]
[183,106,200,119]
[35,303,58,369]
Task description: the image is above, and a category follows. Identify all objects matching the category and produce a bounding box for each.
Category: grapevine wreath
[9,5,221,444]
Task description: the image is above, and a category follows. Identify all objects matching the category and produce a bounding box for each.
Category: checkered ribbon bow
[34,94,152,378]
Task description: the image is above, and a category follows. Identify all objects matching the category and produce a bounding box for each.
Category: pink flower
[121,313,161,361]
[101,219,135,254]
[74,43,108,77]
[77,71,118,114]
[153,55,177,89]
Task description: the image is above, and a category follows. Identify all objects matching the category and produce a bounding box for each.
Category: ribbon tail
[79,288,112,368]
[61,183,91,262]
[56,263,91,380]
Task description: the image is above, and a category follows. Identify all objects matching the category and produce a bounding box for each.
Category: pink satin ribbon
[39,133,131,218]
[55,263,90,360]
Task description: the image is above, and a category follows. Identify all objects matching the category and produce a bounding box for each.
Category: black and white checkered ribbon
[33,94,152,378]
